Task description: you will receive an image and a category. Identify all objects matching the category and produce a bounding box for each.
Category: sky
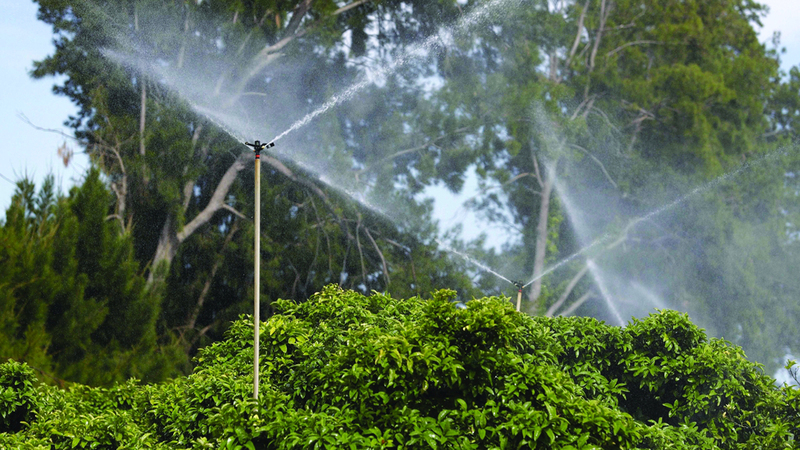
[1,0,799,231]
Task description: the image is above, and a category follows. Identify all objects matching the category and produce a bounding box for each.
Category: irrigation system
[244,140,274,400]
[513,281,524,312]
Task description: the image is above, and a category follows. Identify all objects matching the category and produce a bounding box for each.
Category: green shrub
[0,360,38,433]
[0,285,797,449]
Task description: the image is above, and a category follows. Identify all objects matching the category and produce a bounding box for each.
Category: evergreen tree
[0,172,184,385]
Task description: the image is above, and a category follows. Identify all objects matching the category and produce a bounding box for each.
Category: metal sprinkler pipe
[513,281,524,312]
[244,140,274,400]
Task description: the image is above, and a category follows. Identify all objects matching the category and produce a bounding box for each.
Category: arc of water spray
[521,234,612,288]
[521,144,786,290]
[434,239,516,286]
[268,0,517,145]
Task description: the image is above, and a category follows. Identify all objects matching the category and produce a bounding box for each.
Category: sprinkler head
[513,280,524,290]
[244,140,275,152]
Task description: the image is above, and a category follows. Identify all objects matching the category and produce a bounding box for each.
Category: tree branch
[559,290,593,316]
[567,143,618,189]
[546,264,589,317]
[188,319,223,350]
[260,153,352,239]
[531,153,544,188]
[355,217,368,285]
[356,126,471,178]
[177,153,248,242]
[570,94,596,121]
[184,220,240,334]
[222,204,247,219]
[606,40,662,57]
[234,0,376,96]
[565,0,591,71]
[364,226,389,287]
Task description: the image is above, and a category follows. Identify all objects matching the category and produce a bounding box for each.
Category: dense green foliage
[1,286,797,448]
[0,171,184,385]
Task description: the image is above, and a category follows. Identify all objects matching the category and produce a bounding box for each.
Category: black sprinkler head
[245,140,274,151]
[513,280,523,290]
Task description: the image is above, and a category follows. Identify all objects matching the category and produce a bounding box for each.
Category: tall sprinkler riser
[244,140,274,400]
[513,281,523,312]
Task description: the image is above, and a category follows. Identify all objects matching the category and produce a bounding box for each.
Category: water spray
[243,139,275,400]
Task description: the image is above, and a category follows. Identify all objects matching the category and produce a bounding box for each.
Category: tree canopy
[18,0,800,379]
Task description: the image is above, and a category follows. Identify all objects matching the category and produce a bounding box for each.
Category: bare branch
[177,8,190,69]
[527,175,555,304]
[235,0,376,95]
[177,153,248,242]
[546,264,589,317]
[309,198,334,273]
[105,213,124,231]
[585,0,609,98]
[606,40,662,57]
[355,218,368,285]
[569,94,596,121]
[304,209,323,293]
[531,153,544,188]
[182,126,205,214]
[222,204,247,219]
[356,126,471,177]
[762,128,790,138]
[260,153,352,239]
[139,82,147,156]
[567,143,618,189]
[588,0,609,71]
[589,105,620,134]
[559,290,593,316]
[18,113,82,143]
[188,319,223,349]
[364,226,389,286]
[565,0,591,71]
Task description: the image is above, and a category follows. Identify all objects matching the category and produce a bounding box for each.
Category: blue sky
[1,0,799,225]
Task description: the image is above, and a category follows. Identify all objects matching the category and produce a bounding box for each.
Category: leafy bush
[0,285,797,449]
[0,360,37,433]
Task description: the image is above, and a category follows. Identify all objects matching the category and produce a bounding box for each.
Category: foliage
[0,286,797,448]
[30,0,482,360]
[0,173,184,386]
[0,361,37,434]
[26,0,800,378]
[394,0,800,372]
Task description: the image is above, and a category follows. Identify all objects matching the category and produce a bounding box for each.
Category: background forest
[1,0,800,386]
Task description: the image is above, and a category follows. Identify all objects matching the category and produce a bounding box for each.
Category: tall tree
[387,0,800,369]
[0,172,183,385]
[31,0,484,355]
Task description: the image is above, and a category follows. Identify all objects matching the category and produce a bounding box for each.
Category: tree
[31,0,480,356]
[386,0,800,370]
[0,172,183,386]
[30,0,800,372]
[0,287,798,448]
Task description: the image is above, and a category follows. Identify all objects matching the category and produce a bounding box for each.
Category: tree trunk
[139,82,146,156]
[527,175,554,310]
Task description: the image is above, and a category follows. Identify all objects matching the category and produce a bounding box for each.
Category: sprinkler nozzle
[513,280,523,290]
[245,140,275,152]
